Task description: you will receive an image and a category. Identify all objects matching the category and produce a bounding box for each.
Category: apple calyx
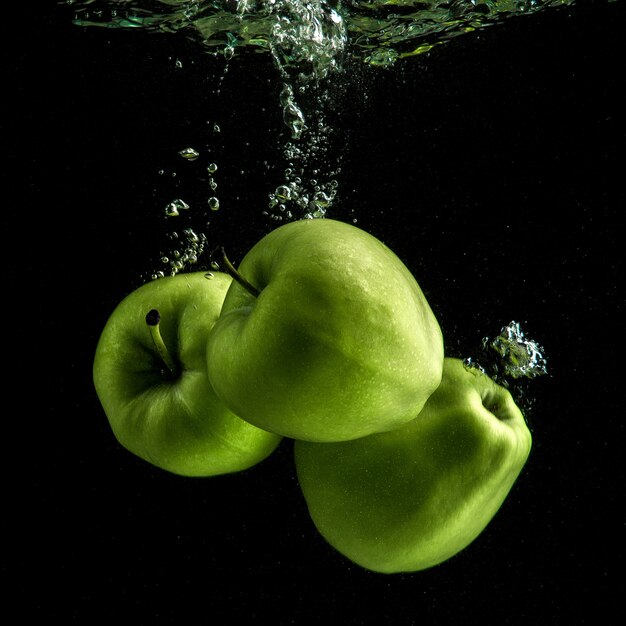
[478,376,519,424]
[219,247,261,298]
[145,309,179,378]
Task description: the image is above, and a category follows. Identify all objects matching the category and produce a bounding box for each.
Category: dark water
[7,0,623,622]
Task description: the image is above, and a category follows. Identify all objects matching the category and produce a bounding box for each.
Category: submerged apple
[206,218,444,442]
[294,357,532,573]
[93,271,282,477]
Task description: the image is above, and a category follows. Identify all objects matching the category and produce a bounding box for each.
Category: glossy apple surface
[206,218,444,442]
[93,271,282,477]
[294,357,532,573]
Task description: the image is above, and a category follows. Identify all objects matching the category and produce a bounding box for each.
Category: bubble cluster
[266,0,346,82]
[267,78,343,222]
[265,171,340,222]
[485,321,548,381]
[465,321,548,383]
[151,228,208,280]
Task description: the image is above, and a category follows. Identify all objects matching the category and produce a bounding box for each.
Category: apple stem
[145,309,179,377]
[220,247,261,298]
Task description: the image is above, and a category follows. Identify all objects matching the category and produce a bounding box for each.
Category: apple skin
[93,271,282,477]
[206,218,444,442]
[294,357,532,573]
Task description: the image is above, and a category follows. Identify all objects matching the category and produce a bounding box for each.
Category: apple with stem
[207,218,444,442]
[294,357,532,573]
[93,271,282,477]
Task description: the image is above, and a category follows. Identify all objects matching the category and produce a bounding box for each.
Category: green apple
[206,218,444,442]
[93,271,282,477]
[294,357,532,573]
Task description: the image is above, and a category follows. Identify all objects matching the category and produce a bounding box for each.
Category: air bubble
[165,199,189,217]
[275,185,292,200]
[183,228,199,243]
[179,147,200,161]
[313,191,330,208]
[463,357,486,375]
[208,197,220,211]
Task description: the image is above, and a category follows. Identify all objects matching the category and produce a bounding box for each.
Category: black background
[7,0,624,622]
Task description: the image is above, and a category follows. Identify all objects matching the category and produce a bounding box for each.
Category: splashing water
[485,321,548,380]
[64,1,577,69]
[463,321,548,413]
